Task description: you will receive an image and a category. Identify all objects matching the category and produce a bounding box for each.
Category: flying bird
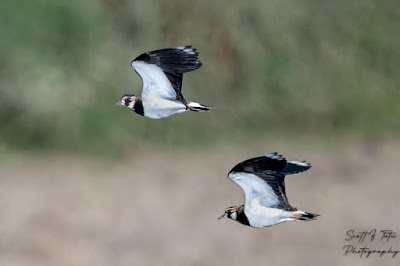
[116,46,212,119]
[219,152,319,228]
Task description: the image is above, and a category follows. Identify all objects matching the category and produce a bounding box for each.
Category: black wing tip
[281,160,311,175]
[132,52,149,63]
[229,152,312,175]
[229,163,244,174]
[132,45,200,60]
[131,45,202,73]
[265,153,311,167]
[228,152,285,175]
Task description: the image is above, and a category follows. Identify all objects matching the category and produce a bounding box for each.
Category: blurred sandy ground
[0,138,400,266]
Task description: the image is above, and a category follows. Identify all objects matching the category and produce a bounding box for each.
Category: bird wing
[228,153,310,211]
[131,46,202,102]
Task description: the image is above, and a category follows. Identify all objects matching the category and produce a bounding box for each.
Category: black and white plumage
[116,46,212,119]
[219,152,319,228]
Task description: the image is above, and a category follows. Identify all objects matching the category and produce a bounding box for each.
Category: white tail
[188,102,213,112]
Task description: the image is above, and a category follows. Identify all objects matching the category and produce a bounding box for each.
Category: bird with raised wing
[219,152,319,228]
[116,46,212,119]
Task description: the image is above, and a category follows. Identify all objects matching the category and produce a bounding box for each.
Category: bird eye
[124,98,132,106]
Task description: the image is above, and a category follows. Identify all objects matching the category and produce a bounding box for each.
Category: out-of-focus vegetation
[1,0,399,155]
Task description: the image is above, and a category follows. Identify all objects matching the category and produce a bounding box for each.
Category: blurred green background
[2,0,399,156]
[2,1,400,266]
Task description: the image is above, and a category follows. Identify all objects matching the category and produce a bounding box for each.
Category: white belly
[142,96,187,119]
[245,199,294,228]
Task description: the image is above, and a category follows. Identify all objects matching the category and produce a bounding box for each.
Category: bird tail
[188,102,213,112]
[292,211,319,221]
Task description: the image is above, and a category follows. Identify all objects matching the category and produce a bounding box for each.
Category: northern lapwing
[219,152,319,228]
[116,46,212,119]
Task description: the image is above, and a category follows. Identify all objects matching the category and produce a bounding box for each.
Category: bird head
[116,94,136,109]
[218,206,239,221]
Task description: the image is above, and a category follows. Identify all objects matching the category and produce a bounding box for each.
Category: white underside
[228,172,281,209]
[142,95,187,119]
[132,61,177,100]
[245,199,305,228]
[228,172,305,228]
[131,59,205,119]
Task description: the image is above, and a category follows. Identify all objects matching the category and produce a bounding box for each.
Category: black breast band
[134,98,144,116]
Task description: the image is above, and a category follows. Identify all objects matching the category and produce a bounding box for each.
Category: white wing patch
[184,49,196,55]
[131,61,176,100]
[176,46,197,55]
[228,172,280,209]
[289,161,309,167]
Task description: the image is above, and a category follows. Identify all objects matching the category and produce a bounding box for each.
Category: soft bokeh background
[1,0,400,265]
